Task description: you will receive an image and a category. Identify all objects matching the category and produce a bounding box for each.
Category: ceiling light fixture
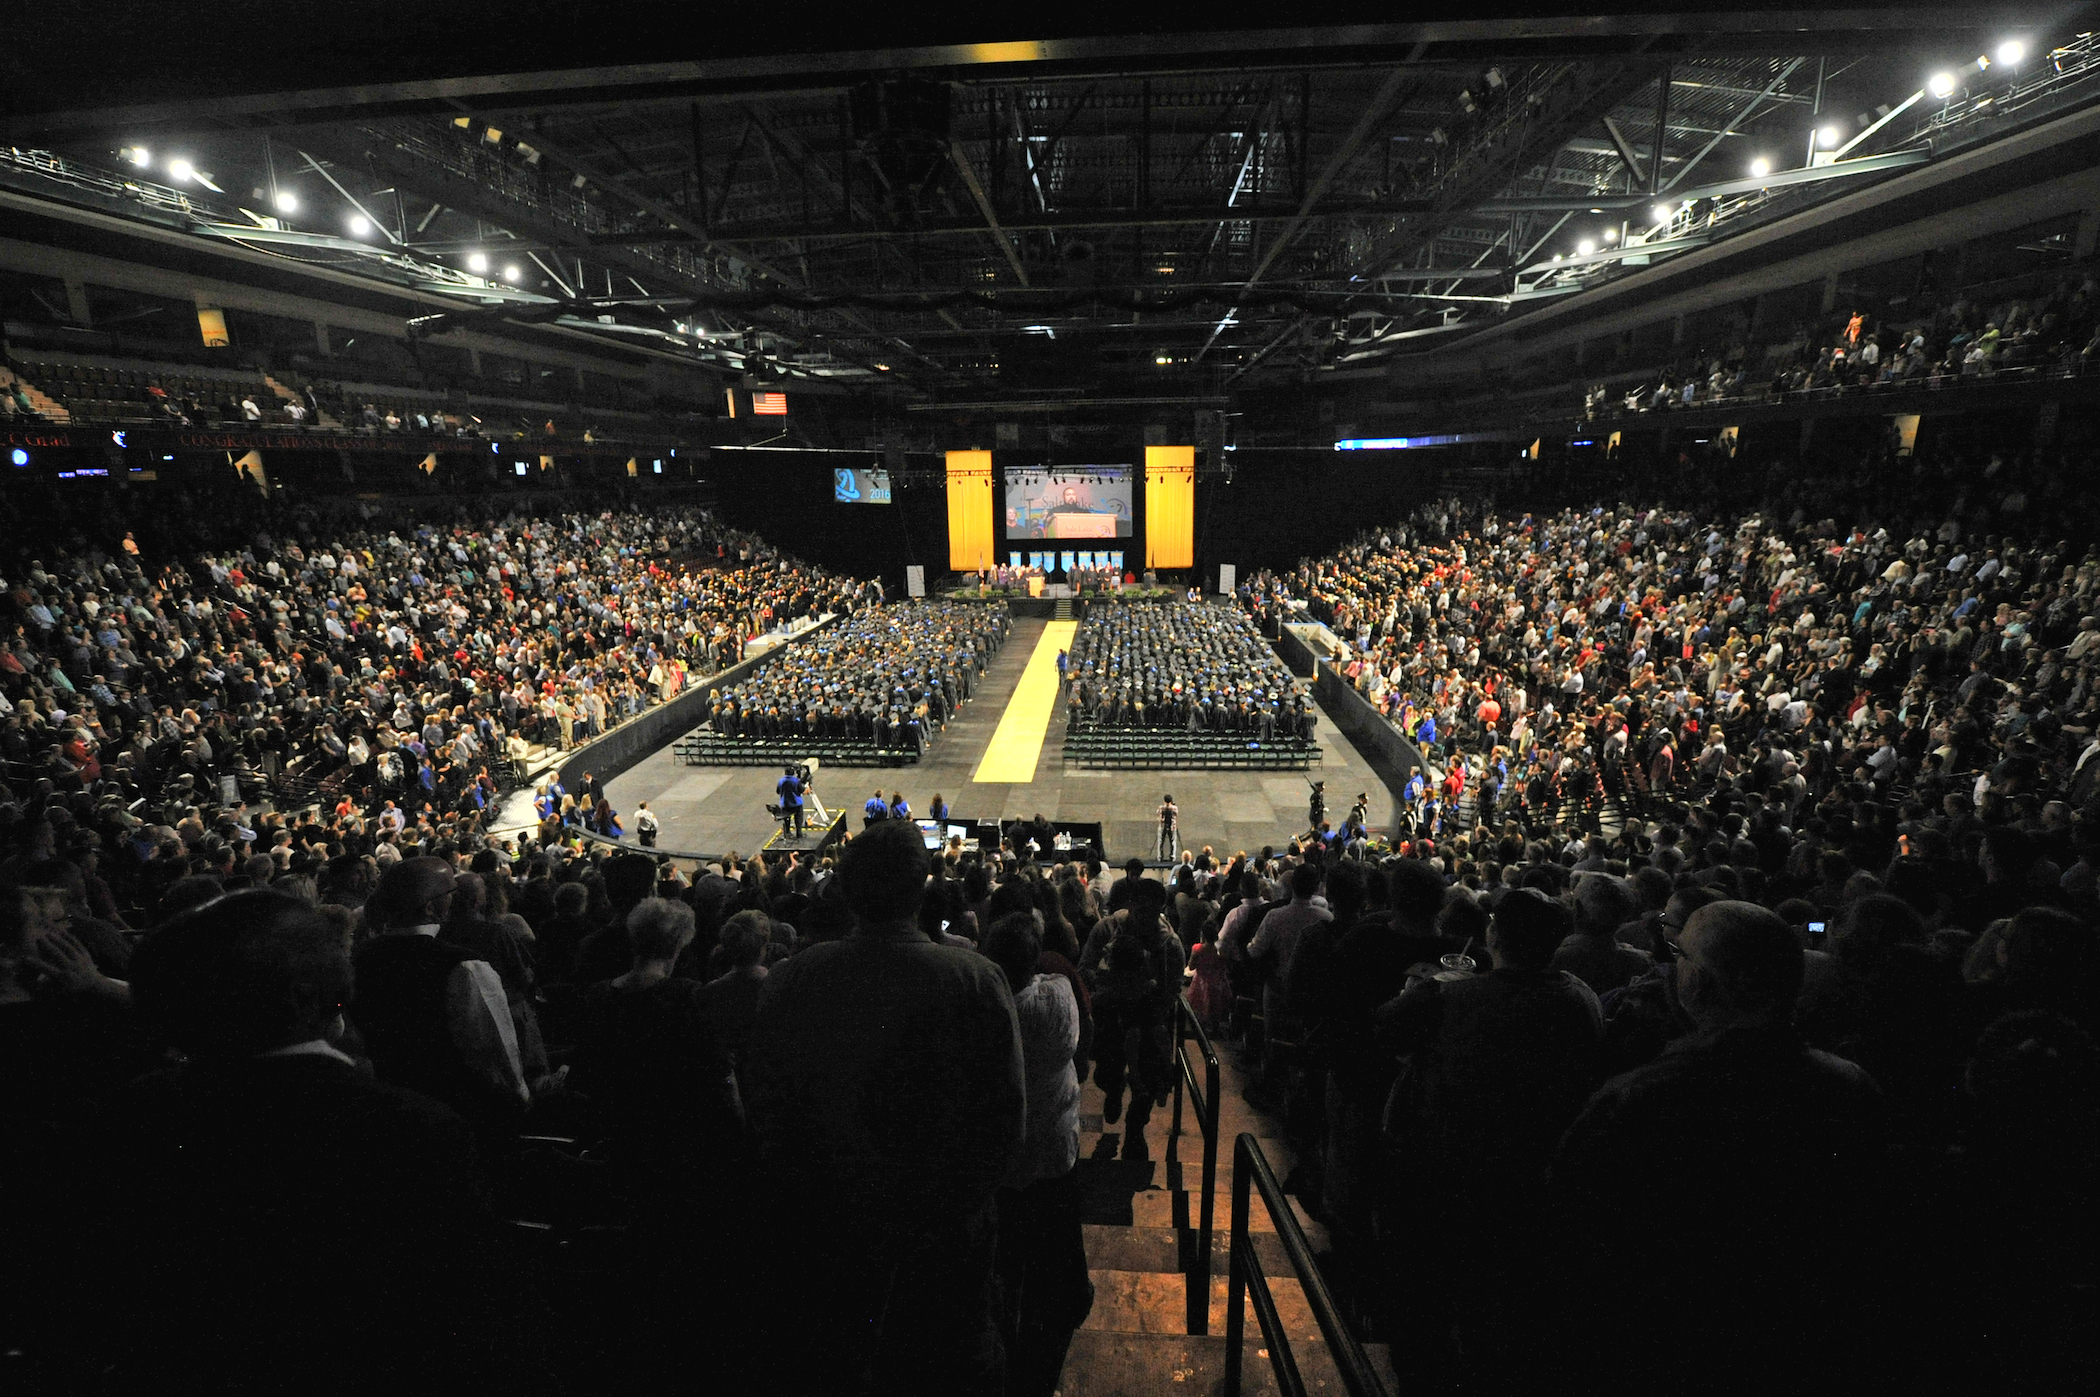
[1997,39,2027,65]
[1749,156,1772,178]
[502,265,521,283]
[273,189,299,214]
[467,252,488,273]
[346,214,371,237]
[1929,71,1959,99]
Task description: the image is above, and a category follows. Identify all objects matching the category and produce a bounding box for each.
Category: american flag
[752,391,787,415]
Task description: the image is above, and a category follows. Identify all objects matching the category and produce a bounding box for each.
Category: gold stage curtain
[946,449,996,571]
[1144,444,1194,569]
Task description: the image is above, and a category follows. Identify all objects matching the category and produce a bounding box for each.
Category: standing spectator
[984,912,1091,1396]
[742,820,1024,1395]
[1554,901,1889,1393]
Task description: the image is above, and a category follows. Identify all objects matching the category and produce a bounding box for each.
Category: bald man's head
[1678,900,1804,1030]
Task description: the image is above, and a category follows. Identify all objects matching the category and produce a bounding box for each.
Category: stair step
[1129,1188,1327,1245]
[1083,1268,1323,1340]
[1055,1329,1396,1397]
[1081,1224,1301,1276]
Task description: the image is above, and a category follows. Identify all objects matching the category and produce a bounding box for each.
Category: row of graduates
[712,700,929,751]
[1068,681,1319,739]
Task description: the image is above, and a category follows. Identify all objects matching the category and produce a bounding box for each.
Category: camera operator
[775,765,806,840]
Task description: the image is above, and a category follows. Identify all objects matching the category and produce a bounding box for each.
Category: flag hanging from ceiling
[752,392,788,415]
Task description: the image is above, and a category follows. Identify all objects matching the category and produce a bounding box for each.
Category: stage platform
[760,811,847,856]
[605,617,1400,863]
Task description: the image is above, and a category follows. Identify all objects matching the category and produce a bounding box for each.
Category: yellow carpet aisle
[972,620,1077,784]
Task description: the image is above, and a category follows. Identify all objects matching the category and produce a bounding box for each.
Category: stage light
[1929,71,1958,99]
[1603,227,1618,242]
[502,265,521,282]
[273,189,299,213]
[10,448,28,467]
[166,158,195,182]
[1577,239,1596,256]
[1552,253,1563,262]
[467,252,488,273]
[1652,203,1673,223]
[1817,126,1842,149]
[126,146,151,168]
[873,363,890,371]
[1155,354,1173,365]
[1748,156,1772,178]
[347,214,371,237]
[1997,39,2026,65]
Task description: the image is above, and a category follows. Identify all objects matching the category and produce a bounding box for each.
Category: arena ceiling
[6,4,2089,404]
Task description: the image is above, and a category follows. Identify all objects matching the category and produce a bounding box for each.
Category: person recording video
[775,765,805,839]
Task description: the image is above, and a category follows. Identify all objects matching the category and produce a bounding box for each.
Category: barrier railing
[1223,1132,1388,1397]
[1166,993,1221,1334]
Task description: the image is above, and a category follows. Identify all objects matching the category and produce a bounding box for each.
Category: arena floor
[604,617,1398,864]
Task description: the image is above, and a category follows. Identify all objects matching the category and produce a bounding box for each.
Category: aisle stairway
[1059,1045,1397,1395]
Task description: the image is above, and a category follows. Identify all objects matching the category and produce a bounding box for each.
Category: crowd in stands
[1062,601,1313,735]
[1217,438,2100,1384]
[1,498,865,852]
[703,599,1005,752]
[4,421,2094,1393]
[1586,268,2100,418]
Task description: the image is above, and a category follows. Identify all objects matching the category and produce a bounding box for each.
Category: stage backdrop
[946,449,996,571]
[1144,444,1194,569]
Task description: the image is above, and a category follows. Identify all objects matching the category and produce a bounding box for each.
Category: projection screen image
[1003,466,1134,539]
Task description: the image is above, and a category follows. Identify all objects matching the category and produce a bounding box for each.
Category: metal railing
[1223,1133,1388,1397]
[1166,993,1222,1334]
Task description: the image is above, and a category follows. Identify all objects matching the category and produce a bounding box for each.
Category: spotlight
[166,158,195,182]
[502,265,521,283]
[1652,203,1673,224]
[347,214,371,237]
[1817,126,1842,149]
[1155,354,1173,365]
[1748,156,1772,178]
[1552,253,1563,262]
[1484,67,1506,91]
[467,252,489,273]
[1603,227,1619,242]
[1577,239,1596,256]
[1457,89,1477,114]
[126,145,151,168]
[1997,39,2026,65]
[273,189,299,214]
[10,448,28,466]
[1929,71,1958,99]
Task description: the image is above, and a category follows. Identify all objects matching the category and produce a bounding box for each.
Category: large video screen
[1004,465,1134,539]
[834,467,892,504]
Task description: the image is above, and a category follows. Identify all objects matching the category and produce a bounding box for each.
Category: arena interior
[5,6,2099,1395]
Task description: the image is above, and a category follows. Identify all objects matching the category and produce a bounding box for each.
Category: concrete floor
[606,616,1398,864]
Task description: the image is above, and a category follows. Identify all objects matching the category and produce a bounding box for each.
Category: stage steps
[1061,1041,1393,1396]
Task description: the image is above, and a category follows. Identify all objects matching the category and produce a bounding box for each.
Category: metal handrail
[1166,992,1222,1334]
[1224,1132,1388,1397]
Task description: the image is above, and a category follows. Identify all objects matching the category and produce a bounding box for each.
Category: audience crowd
[2,425,2095,1396]
[1588,269,2100,419]
[1,501,864,842]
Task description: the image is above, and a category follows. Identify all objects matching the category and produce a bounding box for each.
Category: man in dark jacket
[743,820,1025,1395]
[112,889,516,1393]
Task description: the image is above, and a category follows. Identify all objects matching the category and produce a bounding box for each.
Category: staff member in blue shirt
[864,789,890,827]
[887,792,911,822]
